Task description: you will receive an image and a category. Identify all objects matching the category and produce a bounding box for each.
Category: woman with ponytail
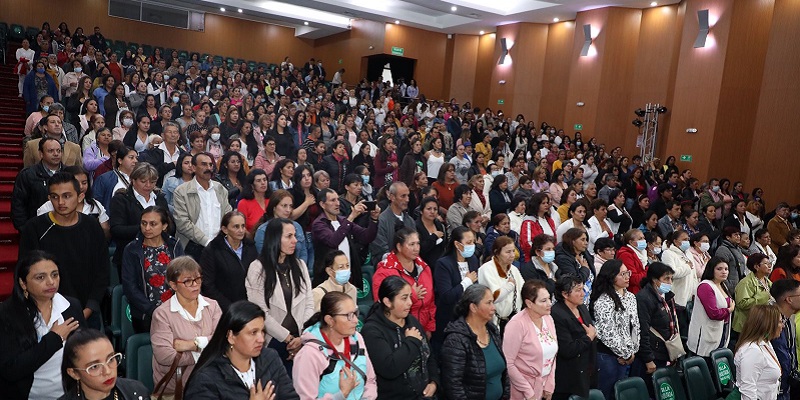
[292,291,377,399]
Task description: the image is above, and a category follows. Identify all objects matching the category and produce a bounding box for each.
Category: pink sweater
[150,296,222,394]
[502,312,557,400]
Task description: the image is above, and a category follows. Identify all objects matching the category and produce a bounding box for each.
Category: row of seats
[615,351,736,400]
[0,21,281,72]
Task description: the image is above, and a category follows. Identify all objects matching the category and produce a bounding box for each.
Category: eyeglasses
[177,276,203,287]
[331,311,359,321]
[72,353,122,376]
[618,271,632,278]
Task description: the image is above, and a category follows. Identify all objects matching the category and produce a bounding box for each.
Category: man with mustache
[173,152,232,259]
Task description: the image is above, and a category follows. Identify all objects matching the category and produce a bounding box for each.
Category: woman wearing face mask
[205,126,224,162]
[311,250,357,312]
[661,229,697,336]
[521,234,559,294]
[686,257,734,357]
[645,231,663,263]
[432,227,480,350]
[632,262,678,398]
[112,110,134,142]
[615,229,649,295]
[688,233,712,279]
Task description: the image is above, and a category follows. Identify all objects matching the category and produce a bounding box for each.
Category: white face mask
[122,118,133,128]
[699,242,710,252]
[210,133,221,141]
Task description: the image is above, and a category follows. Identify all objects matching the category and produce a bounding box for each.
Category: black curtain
[365,54,416,84]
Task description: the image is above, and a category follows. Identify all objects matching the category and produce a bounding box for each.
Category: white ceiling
[171,0,681,39]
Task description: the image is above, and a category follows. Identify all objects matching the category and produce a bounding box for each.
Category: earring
[23,289,28,299]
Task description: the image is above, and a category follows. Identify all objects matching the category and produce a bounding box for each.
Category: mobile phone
[363,201,377,211]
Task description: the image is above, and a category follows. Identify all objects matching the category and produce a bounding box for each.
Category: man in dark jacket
[322,139,349,193]
[771,279,800,400]
[312,188,379,289]
[11,137,63,230]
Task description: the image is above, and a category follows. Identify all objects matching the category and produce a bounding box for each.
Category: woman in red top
[237,169,269,235]
[520,193,557,263]
[615,228,648,294]
[431,163,458,209]
[371,227,436,334]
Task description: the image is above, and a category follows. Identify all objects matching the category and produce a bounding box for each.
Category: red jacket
[520,216,557,263]
[616,245,647,294]
[372,252,436,333]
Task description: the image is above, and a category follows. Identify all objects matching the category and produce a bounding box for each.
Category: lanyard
[321,331,350,360]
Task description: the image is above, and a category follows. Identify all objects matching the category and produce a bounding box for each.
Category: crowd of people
[4,20,800,400]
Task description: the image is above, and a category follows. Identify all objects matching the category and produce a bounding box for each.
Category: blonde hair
[735,304,781,353]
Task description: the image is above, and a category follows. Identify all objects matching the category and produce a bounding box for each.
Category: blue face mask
[636,239,647,251]
[74,67,82,73]
[541,250,555,263]
[42,105,50,113]
[460,244,476,259]
[334,269,351,285]
[657,282,672,294]
[37,67,45,73]
[361,175,370,185]
[679,241,690,252]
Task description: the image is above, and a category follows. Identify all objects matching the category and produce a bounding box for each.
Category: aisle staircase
[0,54,25,299]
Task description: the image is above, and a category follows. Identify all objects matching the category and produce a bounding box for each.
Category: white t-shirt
[29,293,70,399]
[534,318,558,376]
[330,220,352,264]
[37,200,109,224]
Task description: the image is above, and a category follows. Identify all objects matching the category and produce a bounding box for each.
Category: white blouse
[734,341,781,400]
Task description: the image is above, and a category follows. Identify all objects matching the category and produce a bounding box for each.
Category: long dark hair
[187,301,265,389]
[446,226,473,258]
[589,259,625,314]
[63,165,100,210]
[701,256,731,296]
[256,218,306,303]
[0,251,59,349]
[219,151,247,184]
[367,275,411,318]
[304,291,352,330]
[241,168,268,200]
[61,329,109,393]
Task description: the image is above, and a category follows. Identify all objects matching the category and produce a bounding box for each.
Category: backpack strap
[304,338,368,382]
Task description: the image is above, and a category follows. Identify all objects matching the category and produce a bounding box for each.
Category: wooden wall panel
[383,24,449,99]
[562,8,609,140]
[661,0,732,181]
[472,34,497,110]
[709,0,774,183]
[594,8,642,154]
[627,5,683,156]
[746,0,800,208]
[539,22,575,128]
[314,19,386,84]
[0,0,314,65]
[448,35,480,104]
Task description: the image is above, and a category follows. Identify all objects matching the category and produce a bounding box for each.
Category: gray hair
[163,121,180,133]
[313,170,330,182]
[453,284,491,318]
[388,181,408,196]
[130,162,159,182]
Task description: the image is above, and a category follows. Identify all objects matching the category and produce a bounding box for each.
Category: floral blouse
[143,244,174,306]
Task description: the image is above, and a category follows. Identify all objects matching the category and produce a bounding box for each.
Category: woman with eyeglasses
[361,276,439,399]
[0,251,84,400]
[293,289,377,399]
[59,329,148,399]
[184,301,298,399]
[151,256,221,398]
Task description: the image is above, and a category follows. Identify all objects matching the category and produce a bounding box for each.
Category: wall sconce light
[580,24,593,56]
[694,9,709,48]
[499,38,510,65]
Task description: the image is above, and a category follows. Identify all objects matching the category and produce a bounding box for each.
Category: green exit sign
[497,99,505,105]
[680,154,692,162]
[391,46,404,56]
[574,124,583,130]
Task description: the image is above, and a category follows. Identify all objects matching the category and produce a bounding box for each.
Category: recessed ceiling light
[220,7,225,11]
[304,21,309,25]
[237,8,243,13]
[553,17,559,22]
[650,1,657,6]
[451,5,457,11]
[479,30,485,35]
[394,20,400,24]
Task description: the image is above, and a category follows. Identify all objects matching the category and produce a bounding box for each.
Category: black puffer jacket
[636,284,680,364]
[199,234,258,311]
[360,307,440,400]
[440,317,510,400]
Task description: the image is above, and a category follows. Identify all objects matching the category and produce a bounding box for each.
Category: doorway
[364,54,416,86]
